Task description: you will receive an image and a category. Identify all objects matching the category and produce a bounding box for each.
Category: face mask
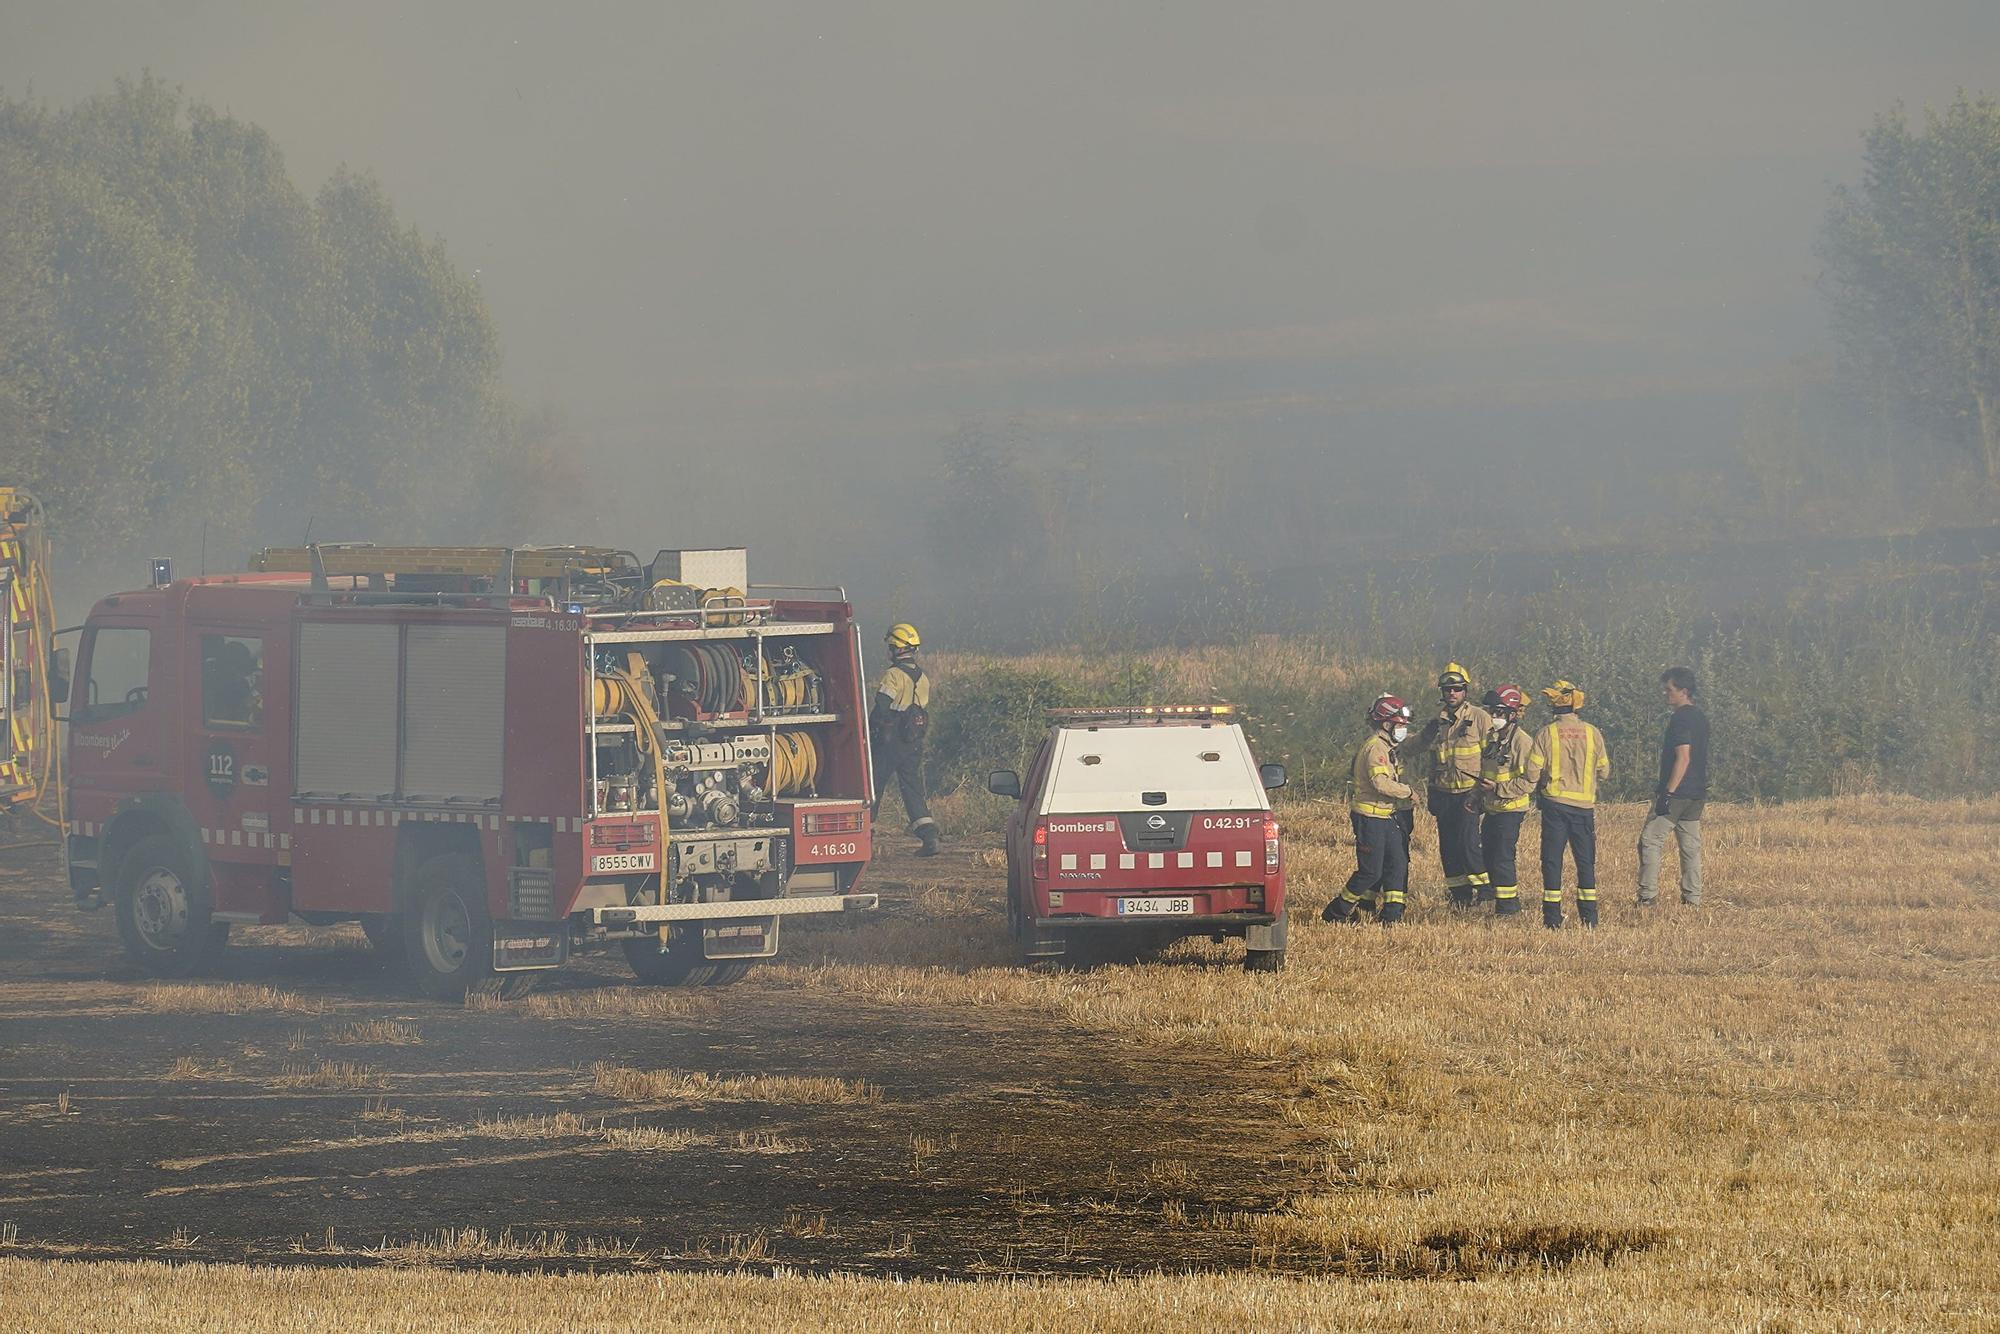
[1490,712,1509,730]
[1390,724,1409,743]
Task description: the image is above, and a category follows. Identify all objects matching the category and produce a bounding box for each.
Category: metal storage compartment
[295,622,399,798]
[402,624,506,800]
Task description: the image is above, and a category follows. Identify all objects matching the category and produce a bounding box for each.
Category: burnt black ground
[0,840,1313,1278]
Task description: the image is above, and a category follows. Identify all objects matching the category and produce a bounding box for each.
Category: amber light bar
[1045,705,1234,723]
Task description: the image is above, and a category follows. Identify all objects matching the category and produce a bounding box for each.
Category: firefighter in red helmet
[1325,694,1416,925]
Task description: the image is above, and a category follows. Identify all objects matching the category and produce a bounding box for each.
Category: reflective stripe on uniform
[1494,884,1518,900]
[1353,802,1399,818]
[1541,721,1599,805]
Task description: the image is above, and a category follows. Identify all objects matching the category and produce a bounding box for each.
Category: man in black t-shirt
[1638,665,1708,907]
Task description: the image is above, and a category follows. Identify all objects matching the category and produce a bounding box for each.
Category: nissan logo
[1146,814,1167,830]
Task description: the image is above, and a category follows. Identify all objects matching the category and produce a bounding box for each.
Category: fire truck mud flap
[493,922,570,972]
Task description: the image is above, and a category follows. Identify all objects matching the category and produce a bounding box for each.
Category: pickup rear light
[1264,815,1281,872]
[802,810,863,835]
[1033,821,1048,879]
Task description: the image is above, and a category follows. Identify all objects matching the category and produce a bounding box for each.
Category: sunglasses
[1444,684,1466,692]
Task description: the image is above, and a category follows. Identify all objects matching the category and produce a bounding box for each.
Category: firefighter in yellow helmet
[1413,662,1490,908]
[1476,685,1534,915]
[870,623,938,856]
[1522,679,1610,929]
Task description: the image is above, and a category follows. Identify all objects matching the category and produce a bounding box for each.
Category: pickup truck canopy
[1039,722,1268,814]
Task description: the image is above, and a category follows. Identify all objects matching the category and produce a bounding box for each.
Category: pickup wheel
[622,934,717,986]
[114,835,229,976]
[402,853,537,1001]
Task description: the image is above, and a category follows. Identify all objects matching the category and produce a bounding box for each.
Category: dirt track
[0,841,1310,1278]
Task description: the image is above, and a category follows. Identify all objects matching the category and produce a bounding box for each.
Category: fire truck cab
[64,546,878,998]
[987,707,1289,971]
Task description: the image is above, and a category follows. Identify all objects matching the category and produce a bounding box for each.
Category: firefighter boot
[1578,899,1599,929]
[1494,891,1521,916]
[916,822,941,858]
[1542,899,1564,930]
[1378,890,1407,925]
[1322,891,1363,923]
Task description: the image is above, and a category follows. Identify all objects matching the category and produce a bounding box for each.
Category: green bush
[924,566,1998,822]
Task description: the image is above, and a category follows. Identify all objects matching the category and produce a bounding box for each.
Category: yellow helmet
[1437,662,1470,690]
[1542,679,1586,711]
[885,623,921,651]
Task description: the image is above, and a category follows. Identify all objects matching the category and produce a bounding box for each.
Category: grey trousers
[1637,798,1704,904]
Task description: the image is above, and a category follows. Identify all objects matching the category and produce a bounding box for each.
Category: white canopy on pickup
[1038,722,1269,814]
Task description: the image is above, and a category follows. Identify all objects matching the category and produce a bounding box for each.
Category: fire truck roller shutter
[402,625,506,800]
[296,623,399,798]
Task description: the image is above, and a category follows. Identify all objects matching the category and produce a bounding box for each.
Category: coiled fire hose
[770,730,818,796]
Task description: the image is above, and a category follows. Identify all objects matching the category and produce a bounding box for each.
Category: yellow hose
[591,668,671,883]
[770,730,818,796]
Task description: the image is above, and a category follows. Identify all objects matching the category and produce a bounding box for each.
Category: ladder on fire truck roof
[252,545,637,581]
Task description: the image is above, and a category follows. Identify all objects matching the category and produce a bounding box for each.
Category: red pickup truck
[987,707,1288,971]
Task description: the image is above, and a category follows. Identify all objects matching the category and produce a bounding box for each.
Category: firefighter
[1414,663,1490,907]
[202,639,261,727]
[1476,685,1534,915]
[1523,679,1610,929]
[1324,695,1415,925]
[870,623,938,856]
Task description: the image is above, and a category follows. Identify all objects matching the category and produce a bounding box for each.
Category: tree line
[0,75,571,588]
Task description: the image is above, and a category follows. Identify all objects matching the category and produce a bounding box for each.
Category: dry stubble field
[1,793,1996,1330]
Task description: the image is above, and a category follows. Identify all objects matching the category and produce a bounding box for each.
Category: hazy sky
[7,2,1998,555]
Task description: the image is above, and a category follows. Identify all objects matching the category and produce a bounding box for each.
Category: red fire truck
[63,545,878,998]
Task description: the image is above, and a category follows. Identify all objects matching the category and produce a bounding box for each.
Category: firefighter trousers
[1479,809,1525,911]
[1334,813,1409,921]
[1429,787,1487,903]
[1539,800,1597,926]
[871,743,935,835]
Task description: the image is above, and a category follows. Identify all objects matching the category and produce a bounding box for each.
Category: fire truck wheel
[1244,948,1287,972]
[401,853,532,1000]
[622,935,716,986]
[703,961,753,985]
[114,835,229,976]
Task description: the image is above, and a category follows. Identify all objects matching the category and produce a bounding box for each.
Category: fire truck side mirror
[1259,762,1288,791]
[986,769,1021,799]
[47,648,70,705]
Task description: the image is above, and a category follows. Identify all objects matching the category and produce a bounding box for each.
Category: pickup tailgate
[1047,810,1270,889]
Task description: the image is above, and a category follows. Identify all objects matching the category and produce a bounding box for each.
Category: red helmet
[1368,694,1412,728]
[1484,684,1526,716]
